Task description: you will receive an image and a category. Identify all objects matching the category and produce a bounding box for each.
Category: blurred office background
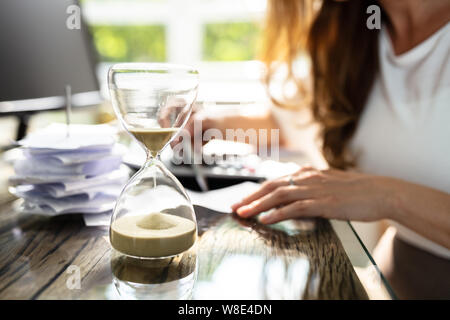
[0,0,268,140]
[0,0,383,256]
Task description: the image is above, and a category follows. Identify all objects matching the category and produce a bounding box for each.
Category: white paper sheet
[82,181,262,227]
[83,212,113,227]
[18,123,117,150]
[187,181,261,214]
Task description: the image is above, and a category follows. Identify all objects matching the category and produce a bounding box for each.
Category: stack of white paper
[8,123,130,216]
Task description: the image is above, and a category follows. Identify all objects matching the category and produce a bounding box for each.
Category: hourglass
[111,250,198,299]
[108,63,199,259]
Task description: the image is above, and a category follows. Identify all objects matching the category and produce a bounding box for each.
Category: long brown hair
[261,0,380,169]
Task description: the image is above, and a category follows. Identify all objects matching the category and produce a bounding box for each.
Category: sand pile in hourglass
[110,212,196,258]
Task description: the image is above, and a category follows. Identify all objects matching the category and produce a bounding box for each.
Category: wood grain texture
[0,199,368,300]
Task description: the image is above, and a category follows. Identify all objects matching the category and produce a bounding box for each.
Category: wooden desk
[0,197,393,300]
[0,149,394,300]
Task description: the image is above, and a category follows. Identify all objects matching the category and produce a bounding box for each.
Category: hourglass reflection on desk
[108,63,199,259]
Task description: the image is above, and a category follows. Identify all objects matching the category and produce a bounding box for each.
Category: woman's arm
[180,108,286,148]
[386,177,450,249]
[231,167,450,249]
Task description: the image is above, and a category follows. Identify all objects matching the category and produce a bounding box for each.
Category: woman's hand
[170,109,216,149]
[231,166,394,224]
[171,109,284,149]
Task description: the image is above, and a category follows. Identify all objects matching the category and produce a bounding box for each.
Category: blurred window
[203,22,260,61]
[82,0,265,63]
[90,25,166,62]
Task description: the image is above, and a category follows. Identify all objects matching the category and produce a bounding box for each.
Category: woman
[191,0,450,298]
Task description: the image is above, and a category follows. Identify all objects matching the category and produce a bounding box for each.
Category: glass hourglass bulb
[108,63,199,259]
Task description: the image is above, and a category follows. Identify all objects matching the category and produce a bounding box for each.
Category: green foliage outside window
[89,21,260,63]
[203,22,260,61]
[90,25,166,62]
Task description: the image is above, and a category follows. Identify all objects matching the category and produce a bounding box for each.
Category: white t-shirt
[350,23,450,258]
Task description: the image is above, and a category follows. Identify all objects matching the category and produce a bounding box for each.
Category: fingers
[294,164,315,175]
[236,185,313,218]
[231,178,288,212]
[294,168,325,184]
[231,166,352,224]
[169,112,199,148]
[259,199,321,224]
[231,166,318,212]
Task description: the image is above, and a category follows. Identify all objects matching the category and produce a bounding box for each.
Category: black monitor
[0,0,101,138]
